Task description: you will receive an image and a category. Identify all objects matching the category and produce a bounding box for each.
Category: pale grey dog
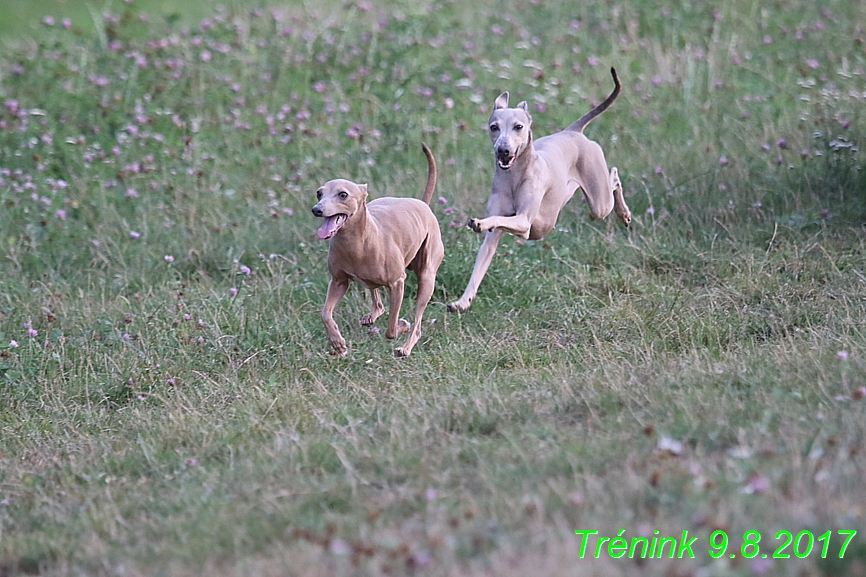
[447,68,632,314]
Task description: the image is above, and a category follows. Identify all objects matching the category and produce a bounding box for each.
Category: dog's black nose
[312,206,323,217]
[496,147,511,159]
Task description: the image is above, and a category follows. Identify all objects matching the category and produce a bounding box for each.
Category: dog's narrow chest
[492,163,543,209]
[329,246,386,288]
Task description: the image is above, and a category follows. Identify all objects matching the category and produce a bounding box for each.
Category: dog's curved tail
[566,67,621,133]
[420,143,437,205]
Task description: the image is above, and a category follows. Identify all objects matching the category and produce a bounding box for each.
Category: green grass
[1,0,865,575]
[0,0,257,40]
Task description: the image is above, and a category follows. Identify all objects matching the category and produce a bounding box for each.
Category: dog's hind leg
[385,276,411,340]
[447,228,505,313]
[610,167,631,227]
[577,144,617,221]
[360,288,385,326]
[395,269,436,358]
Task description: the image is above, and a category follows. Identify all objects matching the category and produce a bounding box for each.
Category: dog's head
[488,92,532,170]
[311,179,367,239]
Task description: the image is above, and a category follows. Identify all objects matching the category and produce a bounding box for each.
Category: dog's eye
[514,124,523,131]
[489,124,499,132]
[316,189,323,200]
[339,191,348,199]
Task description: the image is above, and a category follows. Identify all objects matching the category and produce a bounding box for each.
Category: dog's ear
[517,101,532,123]
[358,184,368,199]
[493,92,509,109]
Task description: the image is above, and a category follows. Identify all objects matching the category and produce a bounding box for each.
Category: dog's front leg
[468,184,542,238]
[447,228,505,313]
[468,214,532,238]
[322,277,349,355]
[385,276,411,340]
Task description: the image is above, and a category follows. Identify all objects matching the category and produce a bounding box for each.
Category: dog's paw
[468,218,484,233]
[618,210,632,228]
[328,337,347,356]
[385,320,411,340]
[447,296,473,314]
[394,346,411,358]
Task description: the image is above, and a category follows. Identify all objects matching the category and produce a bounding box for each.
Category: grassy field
[0,0,248,40]
[1,0,865,575]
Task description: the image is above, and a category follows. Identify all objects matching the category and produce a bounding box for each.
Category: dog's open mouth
[497,155,516,170]
[317,214,348,239]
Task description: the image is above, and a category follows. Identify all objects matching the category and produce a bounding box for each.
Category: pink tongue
[317,216,341,239]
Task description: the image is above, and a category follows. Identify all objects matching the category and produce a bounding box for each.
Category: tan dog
[448,68,632,314]
[312,144,444,358]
